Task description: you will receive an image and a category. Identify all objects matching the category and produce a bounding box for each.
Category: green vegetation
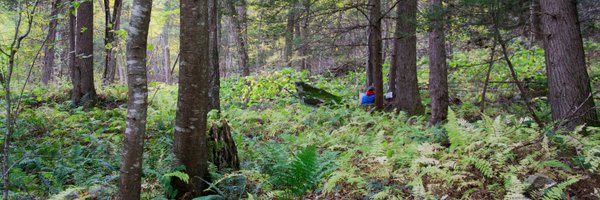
[2,43,599,198]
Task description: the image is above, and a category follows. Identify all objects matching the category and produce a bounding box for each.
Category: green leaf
[445,109,464,152]
[163,171,189,184]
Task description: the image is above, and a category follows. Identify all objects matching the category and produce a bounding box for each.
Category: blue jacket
[361,95,375,105]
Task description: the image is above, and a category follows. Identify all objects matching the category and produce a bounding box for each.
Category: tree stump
[208,120,240,171]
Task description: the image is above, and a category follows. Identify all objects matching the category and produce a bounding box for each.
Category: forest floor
[2,45,600,199]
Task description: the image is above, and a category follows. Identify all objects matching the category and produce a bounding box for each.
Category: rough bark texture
[71,0,96,106]
[208,120,240,170]
[42,0,61,85]
[529,0,543,45]
[118,0,152,199]
[428,0,448,125]
[227,0,249,76]
[209,0,221,111]
[389,1,400,97]
[540,0,599,129]
[102,0,123,85]
[172,0,210,198]
[394,0,424,116]
[69,0,76,84]
[368,0,384,110]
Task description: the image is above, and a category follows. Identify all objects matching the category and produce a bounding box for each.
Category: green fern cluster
[270,145,335,198]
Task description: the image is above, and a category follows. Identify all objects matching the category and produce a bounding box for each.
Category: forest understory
[2,55,600,199]
[1,0,600,199]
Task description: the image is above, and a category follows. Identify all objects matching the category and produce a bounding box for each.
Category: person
[361,86,375,105]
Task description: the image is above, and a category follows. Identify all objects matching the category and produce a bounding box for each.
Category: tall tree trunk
[69,0,76,83]
[226,0,249,76]
[299,0,310,71]
[389,3,399,100]
[160,21,171,84]
[102,0,123,86]
[42,0,61,85]
[118,0,152,198]
[368,0,384,110]
[540,0,599,129]
[529,0,542,46]
[172,0,210,198]
[394,0,424,115]
[428,0,449,125]
[284,0,297,67]
[208,0,220,111]
[160,15,172,84]
[71,0,96,106]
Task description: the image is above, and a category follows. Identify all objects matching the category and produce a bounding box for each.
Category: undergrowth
[0,61,599,199]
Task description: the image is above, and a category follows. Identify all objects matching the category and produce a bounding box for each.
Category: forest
[0,0,599,199]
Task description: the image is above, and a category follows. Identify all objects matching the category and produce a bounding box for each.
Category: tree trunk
[71,0,96,106]
[368,0,384,110]
[428,0,449,125]
[540,0,599,129]
[529,0,542,46]
[394,0,424,115]
[284,0,297,67]
[299,0,311,71]
[160,22,171,84]
[389,1,399,101]
[118,0,152,198]
[208,0,221,111]
[42,0,61,85]
[226,0,249,76]
[172,0,210,198]
[102,0,123,86]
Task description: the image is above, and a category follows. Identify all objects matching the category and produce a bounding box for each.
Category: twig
[13,34,49,118]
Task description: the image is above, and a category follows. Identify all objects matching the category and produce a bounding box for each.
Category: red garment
[366,90,375,96]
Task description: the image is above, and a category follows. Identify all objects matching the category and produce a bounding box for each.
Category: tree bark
[540,0,599,129]
[71,0,97,106]
[69,0,76,84]
[42,0,61,85]
[160,21,171,84]
[299,0,311,71]
[284,0,297,67]
[428,0,449,125]
[172,0,211,198]
[118,0,152,198]
[389,2,399,97]
[529,0,542,46]
[102,0,123,86]
[226,0,249,76]
[368,0,384,110]
[208,0,221,111]
[394,0,424,115]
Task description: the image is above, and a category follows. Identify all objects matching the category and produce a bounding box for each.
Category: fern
[163,171,190,184]
[542,176,581,200]
[445,109,465,152]
[503,175,527,200]
[464,157,494,178]
[271,145,335,197]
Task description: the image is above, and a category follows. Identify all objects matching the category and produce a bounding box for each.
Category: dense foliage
[1,41,599,198]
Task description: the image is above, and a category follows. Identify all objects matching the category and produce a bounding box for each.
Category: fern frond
[542,176,582,200]
[445,109,465,152]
